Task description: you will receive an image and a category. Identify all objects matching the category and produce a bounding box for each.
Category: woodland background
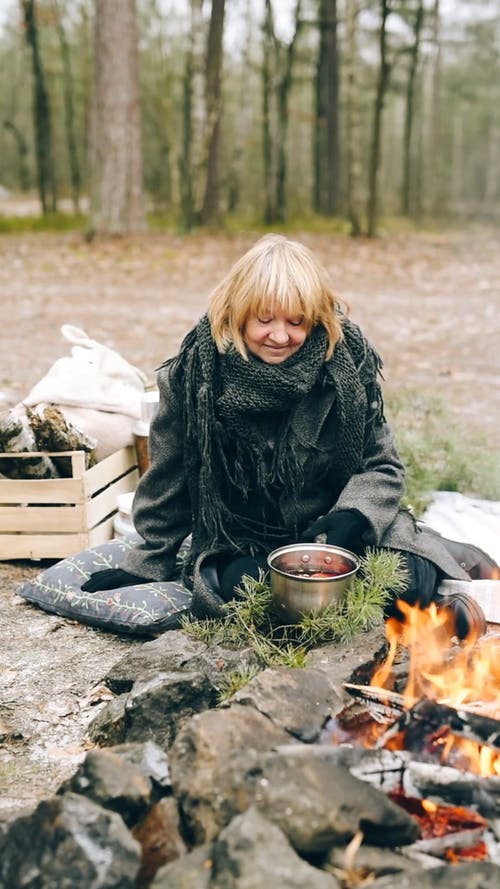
[0,0,498,236]
[0,0,500,820]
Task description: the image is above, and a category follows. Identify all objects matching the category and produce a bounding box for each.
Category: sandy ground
[1,227,499,821]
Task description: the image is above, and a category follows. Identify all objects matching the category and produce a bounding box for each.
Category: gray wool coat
[125,362,469,592]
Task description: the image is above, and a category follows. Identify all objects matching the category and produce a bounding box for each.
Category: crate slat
[0,445,139,560]
[0,477,85,505]
[0,505,86,534]
[85,468,138,528]
[84,447,137,497]
[0,532,94,561]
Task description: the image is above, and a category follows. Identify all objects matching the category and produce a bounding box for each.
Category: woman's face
[243,307,308,364]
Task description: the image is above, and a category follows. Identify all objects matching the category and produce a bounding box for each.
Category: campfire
[368,600,500,777]
[322,599,500,864]
[335,599,500,776]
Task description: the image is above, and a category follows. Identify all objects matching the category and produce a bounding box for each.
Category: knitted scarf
[167,314,384,553]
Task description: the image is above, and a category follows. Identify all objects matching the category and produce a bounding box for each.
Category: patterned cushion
[18,538,192,636]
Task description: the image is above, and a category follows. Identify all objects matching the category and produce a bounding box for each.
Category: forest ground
[0,226,499,822]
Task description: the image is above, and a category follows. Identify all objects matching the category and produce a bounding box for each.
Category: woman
[83,235,494,636]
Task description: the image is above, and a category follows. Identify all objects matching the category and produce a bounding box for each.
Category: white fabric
[438,578,500,624]
[24,325,147,419]
[422,490,500,564]
[54,405,136,461]
[422,490,500,623]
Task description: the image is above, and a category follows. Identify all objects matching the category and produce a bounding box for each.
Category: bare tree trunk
[200,0,226,227]
[90,0,146,235]
[53,0,82,213]
[261,0,301,224]
[262,0,276,223]
[179,0,204,231]
[428,0,443,215]
[3,120,30,191]
[149,0,173,210]
[22,0,57,214]
[401,0,424,216]
[275,0,301,222]
[344,0,362,235]
[227,0,252,213]
[451,107,464,208]
[313,0,339,215]
[367,0,391,237]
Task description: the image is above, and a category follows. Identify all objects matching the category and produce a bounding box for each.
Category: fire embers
[388,793,489,863]
[369,600,500,777]
[322,601,500,865]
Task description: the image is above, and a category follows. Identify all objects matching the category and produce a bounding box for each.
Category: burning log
[388,792,489,861]
[343,682,500,752]
[383,698,500,752]
[408,760,500,818]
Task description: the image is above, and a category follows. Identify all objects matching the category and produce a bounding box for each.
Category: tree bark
[401,0,424,216]
[3,120,30,191]
[275,0,301,223]
[90,0,146,235]
[313,0,339,216]
[428,0,443,215]
[200,0,226,227]
[367,0,391,237]
[179,0,204,231]
[261,0,301,224]
[262,0,276,223]
[344,0,362,236]
[53,0,82,213]
[227,0,252,213]
[22,0,57,214]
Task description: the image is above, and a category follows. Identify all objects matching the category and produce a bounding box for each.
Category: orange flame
[421,798,438,813]
[371,600,500,776]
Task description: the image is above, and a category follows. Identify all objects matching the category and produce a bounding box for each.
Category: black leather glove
[301,509,369,554]
[81,568,152,593]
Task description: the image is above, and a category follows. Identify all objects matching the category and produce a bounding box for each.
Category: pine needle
[182,549,407,669]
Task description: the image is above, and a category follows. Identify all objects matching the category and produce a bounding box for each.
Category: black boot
[191,553,226,619]
[434,589,487,641]
[438,537,499,580]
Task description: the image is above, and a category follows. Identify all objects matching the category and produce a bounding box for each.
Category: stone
[88,693,128,746]
[0,792,141,888]
[169,703,293,844]
[59,748,153,827]
[133,798,187,888]
[210,806,340,888]
[104,630,258,695]
[123,669,214,746]
[104,632,211,694]
[229,666,343,742]
[236,745,419,854]
[149,845,213,888]
[370,861,500,888]
[111,740,171,793]
[305,625,387,691]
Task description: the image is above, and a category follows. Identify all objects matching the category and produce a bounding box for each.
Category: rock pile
[1,627,498,888]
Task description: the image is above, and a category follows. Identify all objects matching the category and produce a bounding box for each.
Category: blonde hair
[208,234,347,360]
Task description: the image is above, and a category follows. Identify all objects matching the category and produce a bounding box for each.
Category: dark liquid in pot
[286,567,349,579]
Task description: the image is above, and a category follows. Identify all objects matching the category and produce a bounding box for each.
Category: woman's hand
[81,568,152,592]
[301,509,369,554]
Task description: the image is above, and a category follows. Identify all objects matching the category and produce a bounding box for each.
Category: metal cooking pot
[267,542,360,622]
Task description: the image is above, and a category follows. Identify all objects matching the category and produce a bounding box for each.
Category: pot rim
[267,542,360,581]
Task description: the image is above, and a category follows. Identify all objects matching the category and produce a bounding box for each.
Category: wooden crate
[0,446,139,560]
